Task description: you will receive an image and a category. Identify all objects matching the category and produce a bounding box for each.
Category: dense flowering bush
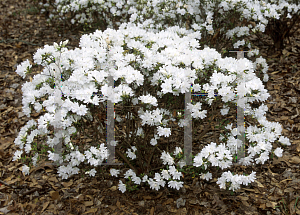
[14,20,291,192]
[38,0,300,57]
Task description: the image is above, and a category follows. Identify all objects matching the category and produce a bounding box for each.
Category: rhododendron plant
[14,22,291,193]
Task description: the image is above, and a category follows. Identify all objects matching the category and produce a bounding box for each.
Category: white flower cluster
[40,0,300,32]
[187,102,207,119]
[115,162,185,193]
[39,0,299,79]
[194,142,233,170]
[217,171,256,191]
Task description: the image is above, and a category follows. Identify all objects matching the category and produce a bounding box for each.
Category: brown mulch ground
[1,0,300,214]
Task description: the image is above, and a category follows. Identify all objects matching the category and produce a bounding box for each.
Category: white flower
[69,142,74,150]
[34,102,43,112]
[84,151,93,160]
[157,126,171,137]
[208,154,219,166]
[161,151,174,166]
[88,168,97,177]
[168,180,184,190]
[24,143,31,153]
[139,95,158,106]
[161,170,171,180]
[16,59,32,79]
[32,153,39,166]
[89,157,99,166]
[72,151,85,163]
[248,171,256,183]
[193,154,204,167]
[274,147,283,157]
[48,151,60,162]
[110,168,120,177]
[13,150,23,161]
[220,107,229,115]
[177,160,186,168]
[172,171,182,180]
[148,179,160,191]
[225,123,232,130]
[173,147,182,156]
[109,140,118,147]
[136,128,144,137]
[126,148,136,160]
[22,165,30,175]
[142,175,149,183]
[233,39,245,49]
[168,165,177,175]
[216,176,227,190]
[75,104,88,116]
[256,151,269,164]
[200,172,212,181]
[229,182,241,191]
[157,178,166,188]
[124,169,136,179]
[132,176,141,185]
[192,84,201,92]
[150,138,157,146]
[62,40,69,46]
[118,180,126,193]
[278,136,291,145]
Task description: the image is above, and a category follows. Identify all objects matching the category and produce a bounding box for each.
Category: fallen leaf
[162,198,173,205]
[50,191,60,200]
[238,196,249,201]
[84,208,97,214]
[289,156,300,164]
[143,195,152,200]
[266,201,277,209]
[150,207,155,215]
[116,200,120,209]
[84,201,93,207]
[109,186,117,191]
[62,181,73,188]
[41,202,49,212]
[284,187,295,193]
[259,203,266,209]
[255,180,264,188]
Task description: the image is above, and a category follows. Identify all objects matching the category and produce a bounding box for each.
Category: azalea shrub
[14,21,291,193]
[37,0,300,57]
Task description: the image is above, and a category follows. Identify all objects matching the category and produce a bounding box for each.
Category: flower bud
[53,42,59,49]
[62,40,69,46]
